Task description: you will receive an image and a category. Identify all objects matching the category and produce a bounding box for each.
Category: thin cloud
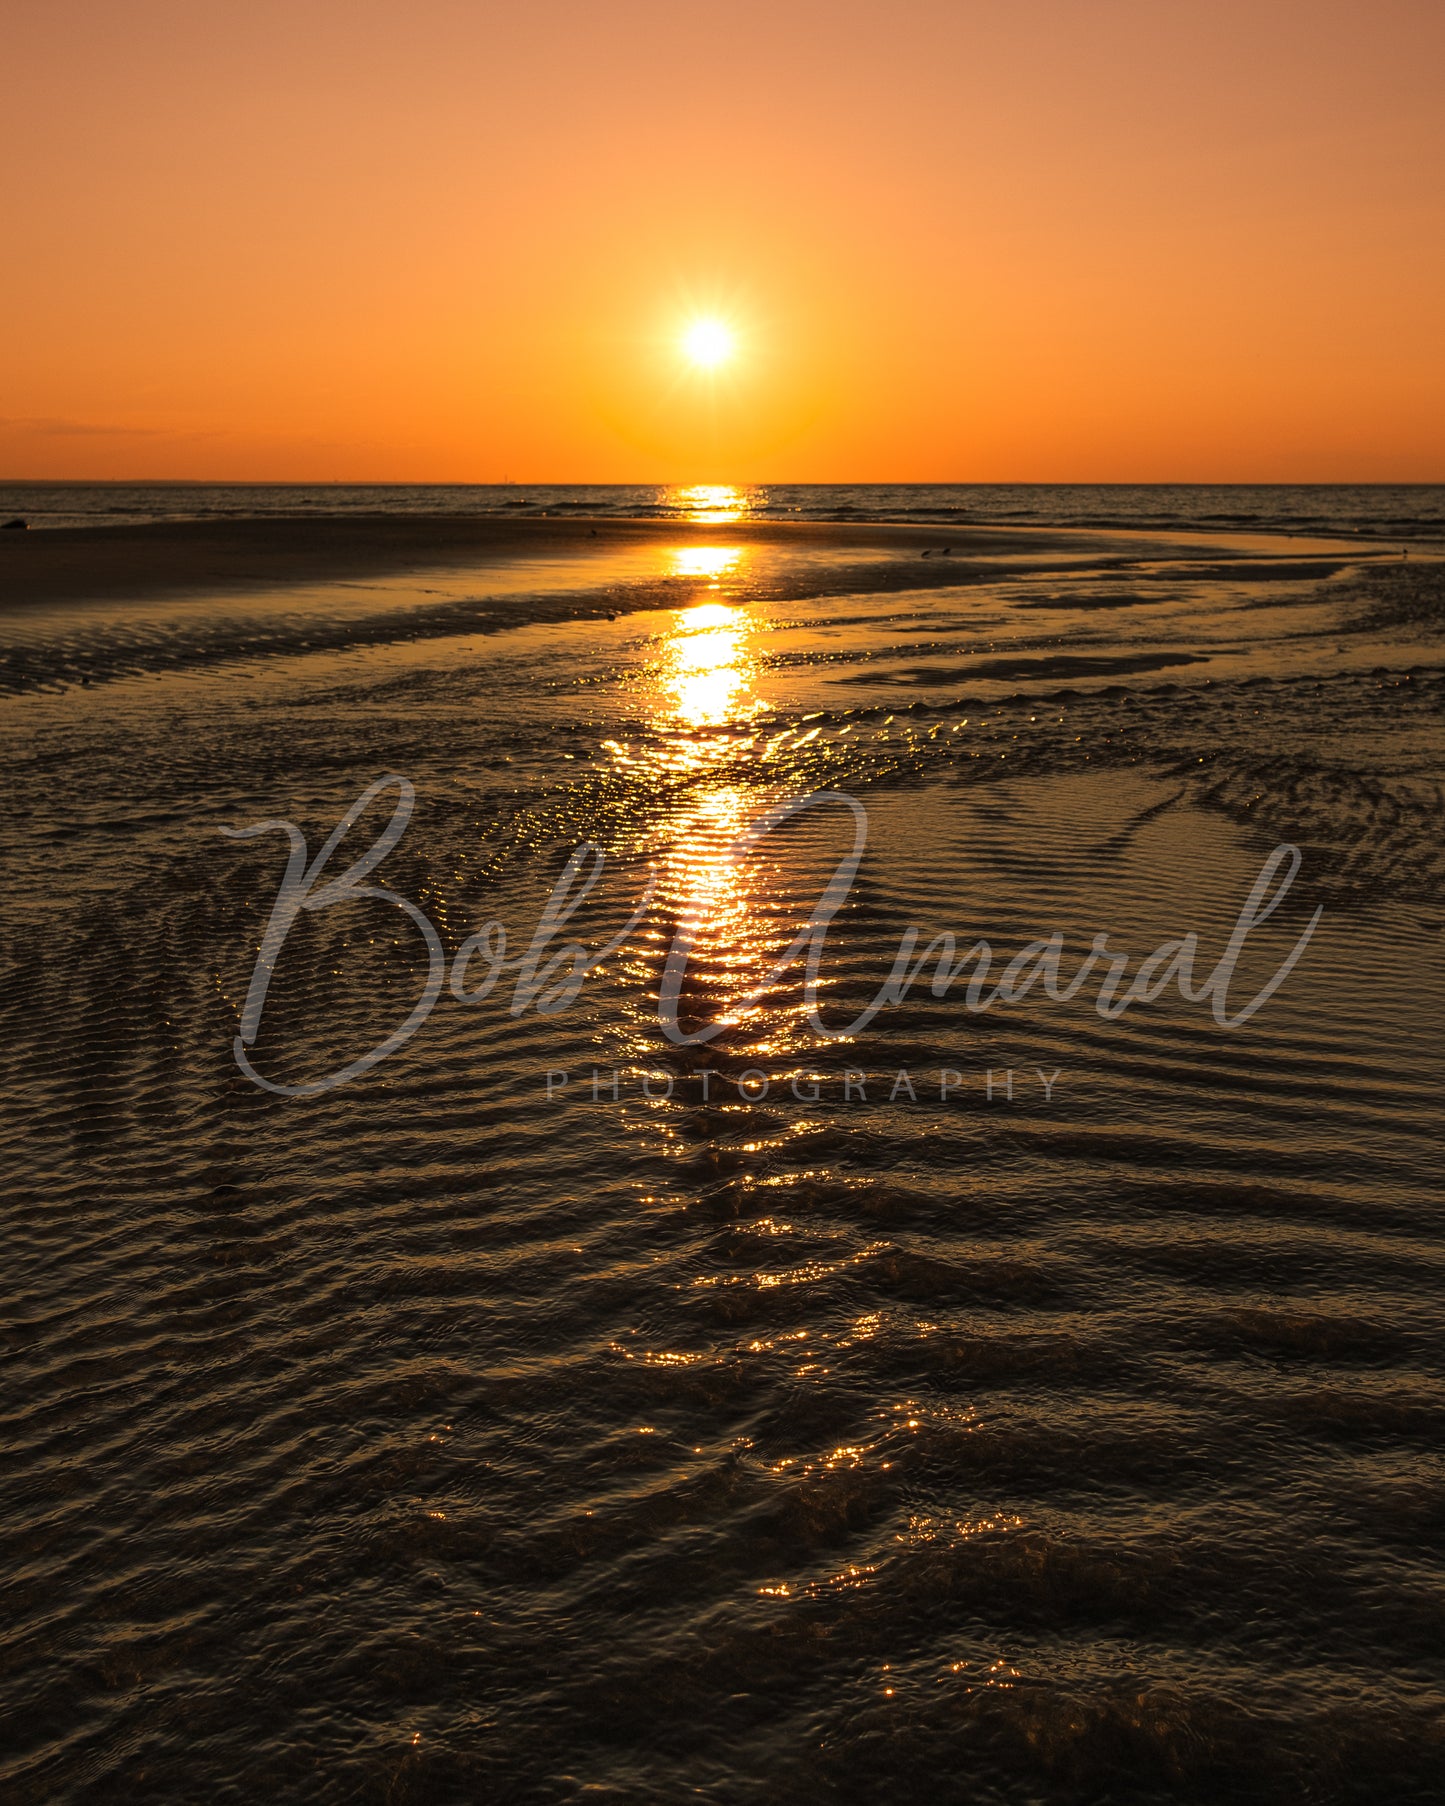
[0,417,221,440]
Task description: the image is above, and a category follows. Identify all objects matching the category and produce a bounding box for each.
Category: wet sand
[0,513,1118,611]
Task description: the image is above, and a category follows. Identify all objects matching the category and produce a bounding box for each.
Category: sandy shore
[0,513,1101,610]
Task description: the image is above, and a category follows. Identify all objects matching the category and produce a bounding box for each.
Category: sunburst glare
[681,318,735,368]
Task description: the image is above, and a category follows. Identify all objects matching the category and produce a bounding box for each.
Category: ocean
[1,489,1442,1802]
[3,478,1445,539]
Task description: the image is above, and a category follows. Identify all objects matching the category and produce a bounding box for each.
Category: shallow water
[2,519,1443,1802]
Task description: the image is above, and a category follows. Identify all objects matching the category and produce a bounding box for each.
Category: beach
[2,497,1444,1801]
[0,512,1120,612]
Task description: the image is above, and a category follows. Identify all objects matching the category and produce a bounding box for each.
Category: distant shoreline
[4,478,1443,487]
[0,514,1119,610]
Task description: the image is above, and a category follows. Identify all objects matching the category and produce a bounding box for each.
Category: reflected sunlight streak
[670,546,743,582]
[603,572,823,1048]
[666,484,753,524]
[667,602,761,733]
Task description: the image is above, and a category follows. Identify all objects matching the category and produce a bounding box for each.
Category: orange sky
[3,0,1442,482]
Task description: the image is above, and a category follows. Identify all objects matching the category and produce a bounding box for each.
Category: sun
[681,318,735,369]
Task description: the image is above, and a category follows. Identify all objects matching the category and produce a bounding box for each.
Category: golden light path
[670,546,743,582]
[662,551,759,742]
[668,484,751,524]
[605,540,800,1045]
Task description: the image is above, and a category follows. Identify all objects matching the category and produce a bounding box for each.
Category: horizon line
[3,477,1444,489]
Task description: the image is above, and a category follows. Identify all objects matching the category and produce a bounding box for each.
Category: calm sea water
[2,504,1443,1801]
[3,479,1445,540]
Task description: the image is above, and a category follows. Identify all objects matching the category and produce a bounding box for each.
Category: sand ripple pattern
[1,524,1442,1803]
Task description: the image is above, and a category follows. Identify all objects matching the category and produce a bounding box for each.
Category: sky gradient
[4,0,1443,482]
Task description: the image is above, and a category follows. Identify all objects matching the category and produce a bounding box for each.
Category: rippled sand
[2,520,1443,1802]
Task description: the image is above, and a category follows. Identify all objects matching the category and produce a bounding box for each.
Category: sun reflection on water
[670,545,743,583]
[665,595,763,737]
[667,784,756,1014]
[665,484,753,524]
[654,600,777,1026]
[600,554,825,1047]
